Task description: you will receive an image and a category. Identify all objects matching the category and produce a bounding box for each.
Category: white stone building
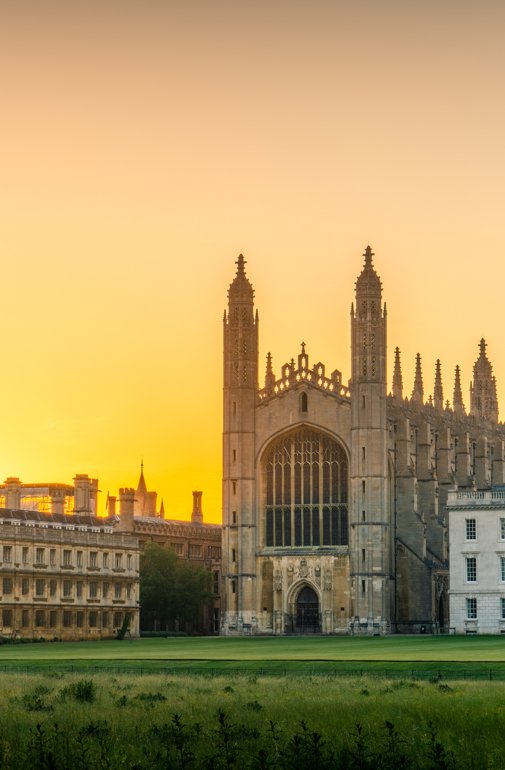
[447,488,505,634]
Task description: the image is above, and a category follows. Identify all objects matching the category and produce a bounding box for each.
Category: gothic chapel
[221,247,505,635]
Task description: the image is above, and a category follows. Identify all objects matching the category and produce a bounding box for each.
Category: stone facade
[221,247,505,635]
[447,489,505,634]
[0,508,139,640]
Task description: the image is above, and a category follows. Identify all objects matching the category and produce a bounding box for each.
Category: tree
[139,542,213,632]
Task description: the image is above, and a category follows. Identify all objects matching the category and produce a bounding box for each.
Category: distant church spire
[470,338,498,422]
[411,353,424,405]
[453,365,465,415]
[392,347,403,399]
[137,461,147,496]
[433,359,443,411]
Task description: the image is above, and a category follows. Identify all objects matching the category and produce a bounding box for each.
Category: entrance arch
[295,585,320,633]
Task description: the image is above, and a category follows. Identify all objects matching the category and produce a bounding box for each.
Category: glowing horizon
[1,1,504,523]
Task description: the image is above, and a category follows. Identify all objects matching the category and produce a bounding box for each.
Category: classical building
[447,488,505,634]
[221,247,505,635]
[0,498,139,640]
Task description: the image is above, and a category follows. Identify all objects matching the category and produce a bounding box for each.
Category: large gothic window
[264,428,348,547]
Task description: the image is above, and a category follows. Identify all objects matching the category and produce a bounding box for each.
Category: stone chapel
[221,247,505,635]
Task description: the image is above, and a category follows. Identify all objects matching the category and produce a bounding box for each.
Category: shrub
[60,679,96,703]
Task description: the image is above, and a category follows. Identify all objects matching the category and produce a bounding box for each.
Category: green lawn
[0,635,505,670]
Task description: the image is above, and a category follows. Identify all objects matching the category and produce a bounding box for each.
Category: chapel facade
[221,247,505,635]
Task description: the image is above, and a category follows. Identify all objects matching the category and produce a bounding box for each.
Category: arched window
[300,392,308,412]
[264,428,348,548]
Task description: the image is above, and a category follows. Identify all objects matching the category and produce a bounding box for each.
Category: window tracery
[264,429,348,548]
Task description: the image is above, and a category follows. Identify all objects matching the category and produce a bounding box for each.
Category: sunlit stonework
[221,247,504,635]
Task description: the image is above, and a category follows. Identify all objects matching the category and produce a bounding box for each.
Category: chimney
[117,488,135,532]
[192,491,203,525]
[4,478,21,510]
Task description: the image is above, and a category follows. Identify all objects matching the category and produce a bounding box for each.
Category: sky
[0,0,504,523]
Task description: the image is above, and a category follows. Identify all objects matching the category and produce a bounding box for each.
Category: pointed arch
[261,427,349,548]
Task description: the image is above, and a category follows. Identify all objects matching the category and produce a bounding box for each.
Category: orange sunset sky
[1,0,504,523]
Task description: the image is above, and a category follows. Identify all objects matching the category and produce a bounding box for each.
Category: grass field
[1,636,505,679]
[2,640,505,766]
[0,670,504,768]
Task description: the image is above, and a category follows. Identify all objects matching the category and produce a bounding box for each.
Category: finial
[453,364,465,415]
[411,353,424,405]
[236,253,246,273]
[301,341,306,355]
[479,338,487,356]
[434,359,443,411]
[392,347,403,399]
[363,245,374,267]
[265,352,275,391]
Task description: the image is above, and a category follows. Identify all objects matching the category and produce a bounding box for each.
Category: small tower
[222,254,259,634]
[392,347,403,399]
[411,354,424,405]
[433,359,443,412]
[350,245,390,633]
[470,339,499,423]
[453,365,465,416]
[192,491,204,525]
[117,488,135,532]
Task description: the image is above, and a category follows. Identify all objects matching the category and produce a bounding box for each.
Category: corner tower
[350,246,390,633]
[222,255,259,634]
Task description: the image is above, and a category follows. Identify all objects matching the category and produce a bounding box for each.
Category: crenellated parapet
[258,343,350,402]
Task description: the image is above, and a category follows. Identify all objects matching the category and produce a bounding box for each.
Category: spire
[137,461,147,496]
[411,353,424,405]
[470,338,498,422]
[392,347,403,399]
[433,359,443,411]
[355,245,382,305]
[265,352,275,393]
[453,365,465,415]
[159,498,165,519]
[228,253,254,302]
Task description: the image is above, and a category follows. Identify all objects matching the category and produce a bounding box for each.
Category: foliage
[59,679,97,703]
[139,543,212,631]
[2,671,505,768]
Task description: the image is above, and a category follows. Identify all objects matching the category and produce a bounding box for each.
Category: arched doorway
[295,586,320,633]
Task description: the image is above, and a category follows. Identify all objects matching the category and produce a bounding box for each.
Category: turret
[192,491,204,525]
[350,245,390,633]
[470,339,498,423]
[117,488,135,532]
[222,254,259,634]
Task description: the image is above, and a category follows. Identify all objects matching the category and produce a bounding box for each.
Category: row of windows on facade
[465,597,505,620]
[465,518,505,541]
[464,556,505,583]
[265,507,349,547]
[170,543,221,559]
[1,546,134,570]
[1,577,133,600]
[1,608,127,629]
